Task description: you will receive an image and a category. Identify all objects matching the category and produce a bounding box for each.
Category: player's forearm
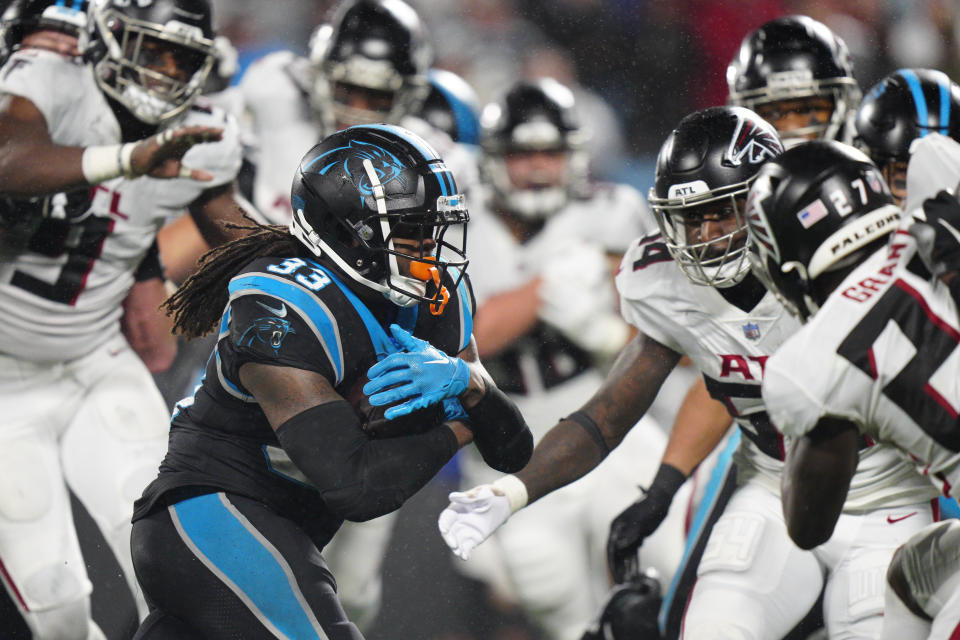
[515,417,608,503]
[189,186,250,248]
[0,143,87,196]
[157,215,211,285]
[782,417,859,549]
[473,278,542,358]
[121,277,177,373]
[662,377,733,476]
[515,334,680,501]
[276,401,460,522]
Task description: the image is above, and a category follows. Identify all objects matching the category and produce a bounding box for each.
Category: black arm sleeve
[134,239,165,282]
[465,385,533,473]
[275,400,459,522]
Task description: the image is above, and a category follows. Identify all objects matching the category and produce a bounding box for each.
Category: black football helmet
[480,77,588,220]
[0,0,87,64]
[855,68,960,204]
[727,15,860,145]
[650,106,783,288]
[290,124,468,308]
[312,0,431,132]
[581,570,663,640]
[745,140,900,320]
[417,68,481,145]
[84,0,216,125]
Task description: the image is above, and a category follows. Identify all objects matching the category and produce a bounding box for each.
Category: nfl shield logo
[742,322,761,340]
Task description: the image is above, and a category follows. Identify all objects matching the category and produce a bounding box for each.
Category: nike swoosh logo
[424,358,448,365]
[887,512,918,524]
[256,300,287,317]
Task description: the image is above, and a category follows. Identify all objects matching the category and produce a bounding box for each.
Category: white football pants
[681,480,936,640]
[0,334,170,639]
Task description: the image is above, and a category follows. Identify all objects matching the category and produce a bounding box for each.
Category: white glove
[537,239,628,356]
[438,476,527,560]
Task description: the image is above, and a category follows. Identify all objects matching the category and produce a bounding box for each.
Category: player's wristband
[464,385,533,472]
[81,143,136,183]
[491,474,528,514]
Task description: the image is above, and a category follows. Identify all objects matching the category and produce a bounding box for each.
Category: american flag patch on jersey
[742,322,761,340]
[797,199,829,228]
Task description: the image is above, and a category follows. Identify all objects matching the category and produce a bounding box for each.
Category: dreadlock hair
[163,221,305,339]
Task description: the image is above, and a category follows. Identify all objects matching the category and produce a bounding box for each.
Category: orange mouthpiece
[409,259,435,282]
[410,257,450,315]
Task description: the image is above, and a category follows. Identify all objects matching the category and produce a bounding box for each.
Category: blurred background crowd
[212,0,960,190]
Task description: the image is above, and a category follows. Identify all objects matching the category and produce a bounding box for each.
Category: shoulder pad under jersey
[225,255,362,384]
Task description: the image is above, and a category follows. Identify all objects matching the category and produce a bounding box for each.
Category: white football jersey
[239,50,319,225]
[905,133,960,213]
[0,49,242,362]
[543,182,654,256]
[617,231,939,509]
[469,182,654,305]
[240,50,480,225]
[466,183,651,437]
[764,226,960,501]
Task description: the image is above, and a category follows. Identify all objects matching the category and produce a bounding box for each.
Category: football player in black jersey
[129,124,532,640]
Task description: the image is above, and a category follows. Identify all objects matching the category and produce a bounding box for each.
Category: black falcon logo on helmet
[724,114,783,167]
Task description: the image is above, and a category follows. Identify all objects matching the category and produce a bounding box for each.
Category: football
[345,374,443,439]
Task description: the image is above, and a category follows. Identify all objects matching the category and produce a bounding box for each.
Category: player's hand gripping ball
[345,372,442,439]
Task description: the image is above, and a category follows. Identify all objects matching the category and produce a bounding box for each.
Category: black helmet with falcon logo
[649,106,783,287]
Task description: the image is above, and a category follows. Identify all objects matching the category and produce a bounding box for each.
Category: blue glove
[364,324,470,420]
[442,397,471,425]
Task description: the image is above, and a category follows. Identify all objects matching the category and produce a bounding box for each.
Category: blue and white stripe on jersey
[170,493,329,639]
[311,263,402,360]
[228,272,346,385]
[450,265,472,353]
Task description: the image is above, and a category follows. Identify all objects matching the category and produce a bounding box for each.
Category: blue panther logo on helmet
[307,140,408,197]
[238,317,296,355]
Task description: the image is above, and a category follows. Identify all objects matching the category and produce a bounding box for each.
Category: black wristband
[648,462,687,498]
[134,239,165,282]
[564,410,610,457]
[464,385,533,473]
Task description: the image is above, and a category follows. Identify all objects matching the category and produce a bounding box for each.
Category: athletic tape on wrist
[81,144,124,183]
[81,143,138,183]
[119,142,135,177]
[491,474,528,513]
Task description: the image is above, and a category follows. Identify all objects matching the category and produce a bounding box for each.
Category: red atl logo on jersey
[724,115,783,167]
[718,354,769,380]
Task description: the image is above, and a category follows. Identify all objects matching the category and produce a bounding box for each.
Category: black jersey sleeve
[226,264,346,383]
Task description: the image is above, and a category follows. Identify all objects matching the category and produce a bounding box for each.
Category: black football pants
[131,492,364,639]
